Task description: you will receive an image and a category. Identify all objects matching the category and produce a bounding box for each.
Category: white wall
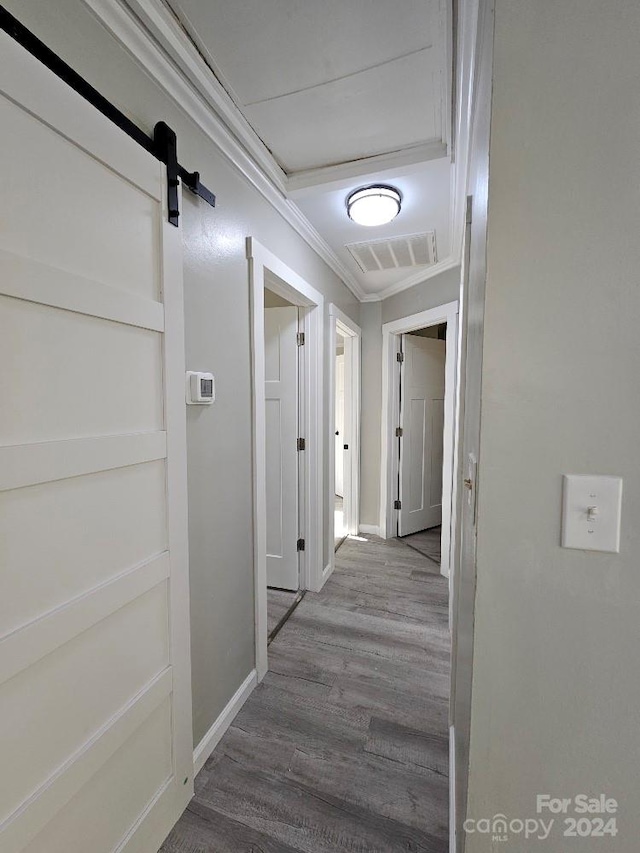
[6,0,360,747]
[359,268,460,529]
[466,0,640,847]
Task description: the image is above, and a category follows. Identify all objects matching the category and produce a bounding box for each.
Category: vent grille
[346,232,437,273]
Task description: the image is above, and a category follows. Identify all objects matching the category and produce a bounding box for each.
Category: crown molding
[82,0,467,305]
[123,0,287,191]
[129,0,451,201]
[358,255,460,303]
[286,141,448,196]
[83,0,367,300]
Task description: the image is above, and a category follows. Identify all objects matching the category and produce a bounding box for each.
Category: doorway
[263,287,304,640]
[397,324,447,566]
[247,238,325,681]
[380,302,459,578]
[328,304,361,575]
[334,332,347,548]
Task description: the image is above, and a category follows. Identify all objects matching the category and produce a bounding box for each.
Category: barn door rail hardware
[0,4,215,225]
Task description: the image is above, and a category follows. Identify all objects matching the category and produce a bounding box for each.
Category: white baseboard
[322,560,335,584]
[193,669,257,776]
[359,524,381,536]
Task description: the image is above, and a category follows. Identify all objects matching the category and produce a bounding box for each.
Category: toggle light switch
[586,505,599,522]
[561,475,622,553]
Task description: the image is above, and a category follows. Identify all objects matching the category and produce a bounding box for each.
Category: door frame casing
[247,238,324,680]
[379,301,459,578]
[327,304,361,580]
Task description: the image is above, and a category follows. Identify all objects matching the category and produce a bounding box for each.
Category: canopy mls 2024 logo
[464,793,619,843]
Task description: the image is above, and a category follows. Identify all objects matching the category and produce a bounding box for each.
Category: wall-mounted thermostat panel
[186,371,215,405]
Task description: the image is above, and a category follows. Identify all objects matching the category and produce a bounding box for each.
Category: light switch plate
[561,475,622,553]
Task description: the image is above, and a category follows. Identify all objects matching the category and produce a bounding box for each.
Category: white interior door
[265,306,299,590]
[398,334,446,536]
[0,33,193,853]
[335,353,345,498]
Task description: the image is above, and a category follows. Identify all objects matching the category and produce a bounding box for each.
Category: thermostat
[186,371,215,405]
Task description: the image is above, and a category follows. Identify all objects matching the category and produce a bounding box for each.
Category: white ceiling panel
[168,0,437,106]
[167,0,446,174]
[158,0,453,300]
[243,48,440,173]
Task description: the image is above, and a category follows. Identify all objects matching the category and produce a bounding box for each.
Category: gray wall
[382,265,461,325]
[7,0,359,746]
[264,289,295,308]
[466,0,640,844]
[360,268,460,528]
[359,302,383,528]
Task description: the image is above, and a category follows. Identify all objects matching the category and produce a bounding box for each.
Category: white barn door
[0,32,193,853]
[398,334,446,536]
[264,306,299,591]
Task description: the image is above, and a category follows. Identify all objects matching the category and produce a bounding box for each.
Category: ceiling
[163,0,453,299]
[294,159,451,295]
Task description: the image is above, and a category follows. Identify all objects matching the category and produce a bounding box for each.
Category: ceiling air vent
[346,232,437,274]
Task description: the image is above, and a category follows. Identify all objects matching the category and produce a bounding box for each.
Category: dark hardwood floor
[161,535,450,853]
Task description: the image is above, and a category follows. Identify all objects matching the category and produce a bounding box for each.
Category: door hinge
[297,332,305,346]
[396,351,404,363]
[297,538,305,552]
[297,437,306,451]
[394,499,402,510]
[395,427,403,437]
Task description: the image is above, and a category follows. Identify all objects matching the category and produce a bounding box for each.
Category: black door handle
[335,431,339,435]
[344,444,349,450]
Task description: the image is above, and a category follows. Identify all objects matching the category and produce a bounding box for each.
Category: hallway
[162,535,450,853]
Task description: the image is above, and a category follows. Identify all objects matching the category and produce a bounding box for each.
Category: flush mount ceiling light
[346,184,402,227]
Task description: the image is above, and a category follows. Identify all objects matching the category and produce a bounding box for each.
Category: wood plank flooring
[401,525,442,566]
[161,534,450,853]
[267,588,299,636]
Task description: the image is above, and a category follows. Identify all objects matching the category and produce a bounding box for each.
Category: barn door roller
[0,4,216,226]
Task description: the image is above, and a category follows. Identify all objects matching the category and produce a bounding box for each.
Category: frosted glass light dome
[346,185,402,227]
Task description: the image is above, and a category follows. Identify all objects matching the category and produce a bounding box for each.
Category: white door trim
[247,238,324,681]
[380,301,459,578]
[327,305,361,581]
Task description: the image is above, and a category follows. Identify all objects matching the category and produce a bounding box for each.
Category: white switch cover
[562,475,622,553]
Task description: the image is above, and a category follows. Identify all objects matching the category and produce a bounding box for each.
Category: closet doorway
[328,304,361,573]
